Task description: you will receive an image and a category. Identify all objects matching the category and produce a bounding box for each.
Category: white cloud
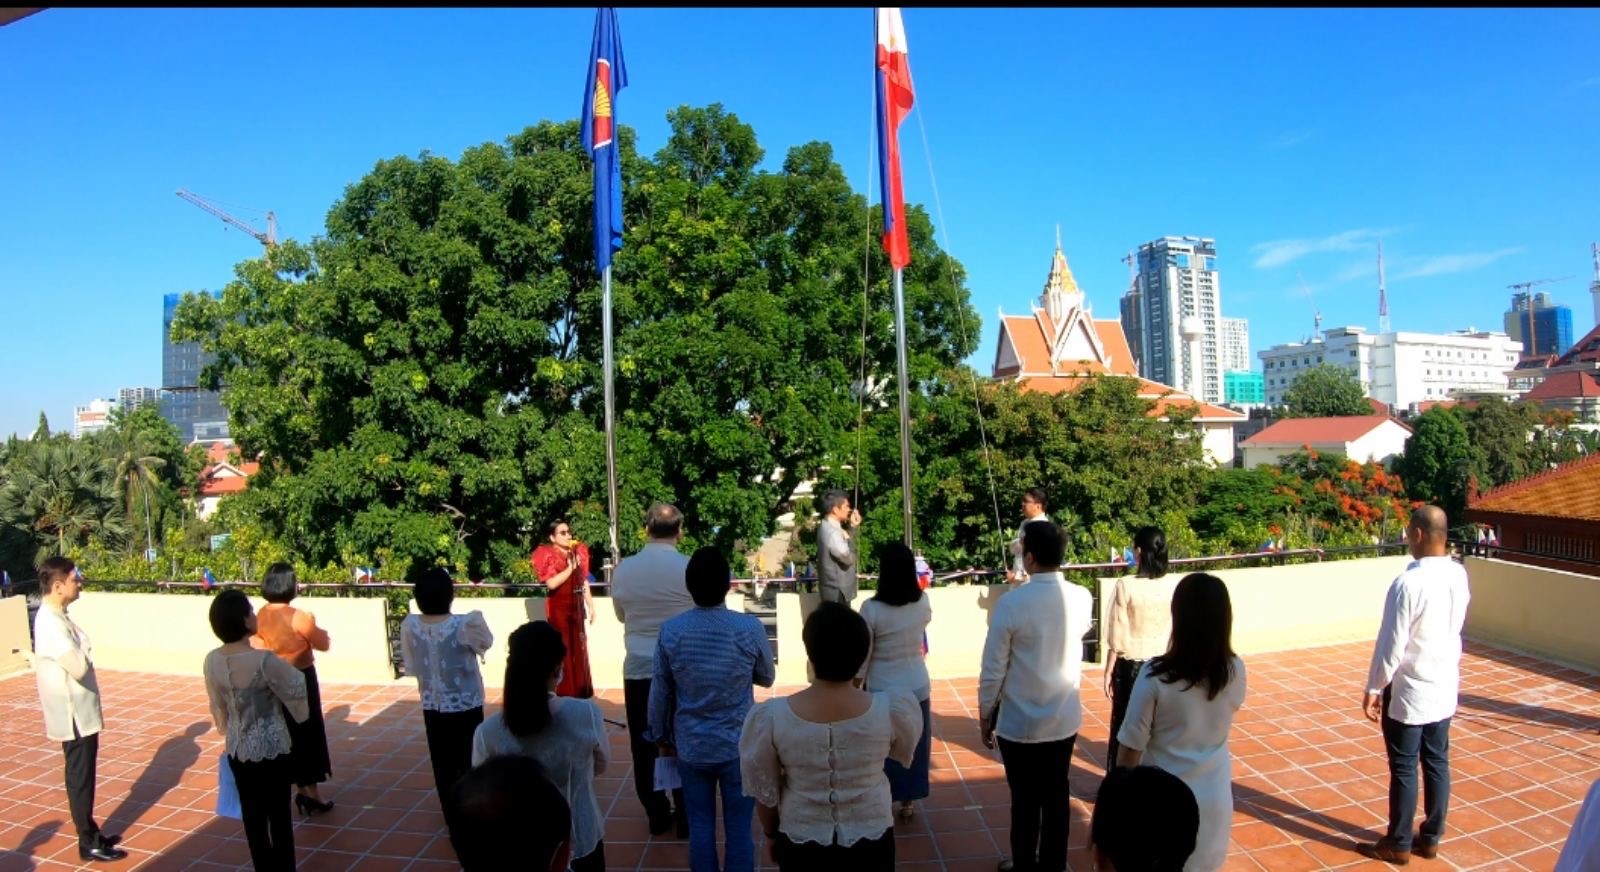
[1269,127,1316,149]
[1582,75,1600,88]
[1250,228,1389,269]
[1391,247,1525,280]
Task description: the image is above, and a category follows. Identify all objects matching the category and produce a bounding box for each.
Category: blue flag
[581,7,628,274]
[201,568,218,591]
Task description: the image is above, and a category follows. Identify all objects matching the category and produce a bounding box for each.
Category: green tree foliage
[1462,397,1548,492]
[1396,406,1473,520]
[1283,364,1371,418]
[0,439,126,565]
[170,105,980,580]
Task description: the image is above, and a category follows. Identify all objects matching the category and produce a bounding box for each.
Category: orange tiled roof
[1469,451,1600,520]
[1525,370,1600,401]
[1242,414,1410,447]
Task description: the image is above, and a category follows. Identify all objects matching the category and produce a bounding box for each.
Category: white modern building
[1221,317,1251,373]
[1259,326,1522,413]
[73,398,117,439]
[1120,236,1225,404]
[118,386,159,411]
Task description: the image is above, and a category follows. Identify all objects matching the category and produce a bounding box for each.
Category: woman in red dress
[531,519,595,698]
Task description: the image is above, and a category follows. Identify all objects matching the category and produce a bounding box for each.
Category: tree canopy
[1283,364,1371,418]
[171,104,980,580]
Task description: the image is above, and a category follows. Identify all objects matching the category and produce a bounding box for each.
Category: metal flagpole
[892,266,914,547]
[601,264,621,576]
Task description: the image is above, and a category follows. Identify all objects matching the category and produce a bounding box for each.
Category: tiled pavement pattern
[1,641,1596,871]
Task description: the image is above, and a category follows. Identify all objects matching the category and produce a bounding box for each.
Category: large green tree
[1396,406,1473,519]
[0,439,126,565]
[1283,364,1371,418]
[171,105,979,578]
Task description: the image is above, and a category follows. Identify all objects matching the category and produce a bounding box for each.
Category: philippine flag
[875,8,915,270]
[354,566,375,584]
[201,568,218,591]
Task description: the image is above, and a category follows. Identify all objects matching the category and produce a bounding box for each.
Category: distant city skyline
[4,8,1599,436]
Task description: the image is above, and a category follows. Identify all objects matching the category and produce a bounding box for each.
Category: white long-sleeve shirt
[1364,556,1471,726]
[610,543,695,680]
[979,572,1094,743]
[33,603,103,741]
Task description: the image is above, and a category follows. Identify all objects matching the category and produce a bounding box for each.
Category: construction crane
[176,189,278,251]
[1507,276,1575,358]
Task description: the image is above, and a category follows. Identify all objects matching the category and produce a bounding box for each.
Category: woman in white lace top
[203,589,309,871]
[401,567,494,802]
[740,601,922,870]
[472,621,609,872]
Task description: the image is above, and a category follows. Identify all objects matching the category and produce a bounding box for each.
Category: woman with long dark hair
[1102,525,1177,767]
[254,563,334,816]
[1114,573,1247,872]
[471,622,608,872]
[530,519,595,698]
[857,542,933,824]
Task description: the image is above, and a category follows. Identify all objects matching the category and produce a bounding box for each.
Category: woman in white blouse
[203,589,310,871]
[472,621,609,872]
[1115,573,1247,872]
[740,601,922,870]
[857,542,933,824]
[1103,525,1177,767]
[401,567,494,803]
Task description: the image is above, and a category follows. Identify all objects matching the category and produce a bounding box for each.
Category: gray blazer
[816,517,858,605]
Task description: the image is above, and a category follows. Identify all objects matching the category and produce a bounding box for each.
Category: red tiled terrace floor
[1,640,1597,871]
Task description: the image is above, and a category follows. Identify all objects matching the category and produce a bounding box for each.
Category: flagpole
[892,266,914,547]
[601,264,621,577]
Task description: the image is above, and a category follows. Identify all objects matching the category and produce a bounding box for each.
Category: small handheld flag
[201,568,217,591]
[1,569,11,594]
[354,566,375,584]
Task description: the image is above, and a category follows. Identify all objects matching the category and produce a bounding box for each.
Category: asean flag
[875,8,915,270]
[581,7,629,274]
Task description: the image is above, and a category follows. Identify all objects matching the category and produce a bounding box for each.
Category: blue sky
[3,8,1599,438]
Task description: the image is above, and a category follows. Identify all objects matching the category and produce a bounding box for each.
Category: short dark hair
[261,562,297,603]
[872,542,922,606]
[1092,765,1198,872]
[645,503,684,539]
[1021,519,1066,569]
[803,600,870,682]
[447,755,572,872]
[38,556,77,591]
[413,567,455,615]
[546,518,570,539]
[1023,487,1047,509]
[1133,526,1169,579]
[684,546,731,607]
[819,489,849,516]
[209,589,254,643]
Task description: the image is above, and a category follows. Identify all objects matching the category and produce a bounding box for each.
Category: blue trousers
[678,758,755,872]
[1381,686,1451,850]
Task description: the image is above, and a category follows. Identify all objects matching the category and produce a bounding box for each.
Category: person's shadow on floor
[8,820,63,871]
[105,721,209,832]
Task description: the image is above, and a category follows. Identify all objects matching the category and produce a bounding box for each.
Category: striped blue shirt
[648,605,775,766]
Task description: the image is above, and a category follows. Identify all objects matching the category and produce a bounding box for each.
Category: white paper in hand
[654,756,682,792]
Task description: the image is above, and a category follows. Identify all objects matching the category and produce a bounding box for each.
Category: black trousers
[774,830,894,871]
[998,735,1076,872]
[571,841,606,872]
[229,753,295,871]
[423,706,484,804]
[624,678,684,824]
[62,728,101,848]
[1105,657,1146,767]
[285,664,332,789]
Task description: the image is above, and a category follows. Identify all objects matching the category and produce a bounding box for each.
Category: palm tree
[0,440,126,563]
[102,419,168,560]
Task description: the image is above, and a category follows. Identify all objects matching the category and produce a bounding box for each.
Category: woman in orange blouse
[255,562,335,815]
[531,519,595,699]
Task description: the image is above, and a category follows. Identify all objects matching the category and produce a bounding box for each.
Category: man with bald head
[1357,505,1471,865]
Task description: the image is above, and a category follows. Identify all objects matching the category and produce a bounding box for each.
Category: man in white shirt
[1007,488,1049,584]
[1357,505,1470,865]
[980,520,1094,872]
[610,502,694,837]
[29,557,127,863]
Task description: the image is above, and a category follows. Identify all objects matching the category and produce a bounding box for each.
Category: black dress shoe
[648,813,674,836]
[675,812,690,839]
[79,844,129,862]
[100,833,122,847]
